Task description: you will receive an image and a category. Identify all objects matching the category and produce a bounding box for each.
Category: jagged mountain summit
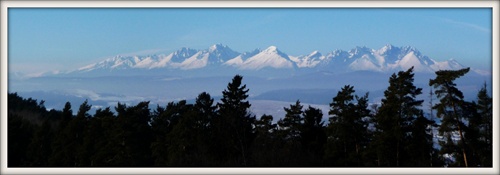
[233,46,296,70]
[74,44,466,75]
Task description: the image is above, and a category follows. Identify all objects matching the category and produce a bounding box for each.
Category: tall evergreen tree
[75,100,95,166]
[429,67,470,167]
[475,83,493,167]
[214,75,256,166]
[192,92,217,165]
[194,92,217,131]
[302,106,326,150]
[166,92,217,166]
[276,100,305,166]
[277,100,304,141]
[301,106,327,166]
[326,85,371,167]
[372,67,434,166]
[61,102,73,124]
[463,83,492,167]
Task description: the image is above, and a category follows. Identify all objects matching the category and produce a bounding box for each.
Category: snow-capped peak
[209,43,226,52]
[264,46,279,53]
[401,46,419,54]
[169,47,198,63]
[378,44,395,54]
[206,44,240,63]
[292,50,324,68]
[238,45,294,70]
[175,47,197,57]
[349,46,372,57]
[260,46,290,59]
[72,44,474,75]
[223,49,261,67]
[308,50,321,57]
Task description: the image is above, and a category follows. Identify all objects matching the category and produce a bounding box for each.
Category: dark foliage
[429,68,478,167]
[325,85,371,167]
[372,67,440,167]
[7,72,492,167]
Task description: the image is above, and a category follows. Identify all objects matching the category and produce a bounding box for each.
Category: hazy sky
[8,8,492,74]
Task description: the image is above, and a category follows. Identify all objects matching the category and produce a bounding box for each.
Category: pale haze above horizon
[8,8,492,74]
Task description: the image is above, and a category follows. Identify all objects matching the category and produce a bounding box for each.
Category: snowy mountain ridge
[72,44,470,75]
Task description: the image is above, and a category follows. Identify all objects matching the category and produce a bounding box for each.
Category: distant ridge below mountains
[10,44,492,114]
[29,43,489,78]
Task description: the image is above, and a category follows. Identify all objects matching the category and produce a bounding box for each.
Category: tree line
[8,67,492,167]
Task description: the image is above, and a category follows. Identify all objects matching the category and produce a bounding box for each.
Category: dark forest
[8,67,492,167]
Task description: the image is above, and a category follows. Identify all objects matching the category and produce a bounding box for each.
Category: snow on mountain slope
[224,49,261,67]
[207,43,240,64]
[430,58,465,71]
[316,49,351,69]
[390,51,433,72]
[239,46,294,70]
[78,44,240,71]
[172,44,241,70]
[134,55,168,69]
[349,54,382,71]
[172,51,209,70]
[165,47,198,63]
[315,44,466,73]
[78,48,196,72]
[292,50,323,68]
[73,43,474,75]
[78,55,139,71]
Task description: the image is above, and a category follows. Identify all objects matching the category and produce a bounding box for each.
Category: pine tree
[61,102,73,124]
[192,92,217,164]
[166,92,217,166]
[302,106,326,150]
[301,106,326,166]
[475,83,492,167]
[277,100,304,141]
[194,92,217,131]
[464,83,492,167]
[372,67,432,166]
[214,75,256,166]
[326,85,371,166]
[461,101,481,166]
[429,67,470,167]
[276,100,305,166]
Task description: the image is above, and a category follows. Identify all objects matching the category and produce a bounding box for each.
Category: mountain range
[10,44,491,119]
[74,43,466,73]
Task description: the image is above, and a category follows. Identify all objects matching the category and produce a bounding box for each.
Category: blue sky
[8,8,492,73]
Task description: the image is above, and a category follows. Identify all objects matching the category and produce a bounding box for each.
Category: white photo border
[1,0,498,174]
